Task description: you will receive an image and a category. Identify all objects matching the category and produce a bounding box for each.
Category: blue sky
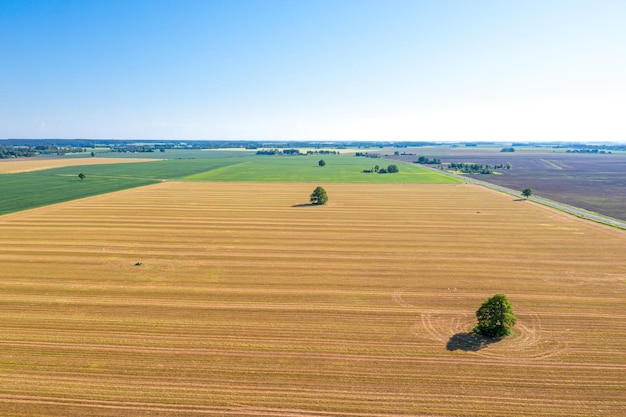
[1,0,625,142]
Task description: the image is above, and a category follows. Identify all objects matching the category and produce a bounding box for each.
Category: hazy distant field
[1,182,624,416]
[391,147,626,221]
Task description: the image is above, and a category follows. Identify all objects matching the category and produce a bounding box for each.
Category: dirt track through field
[1,182,625,416]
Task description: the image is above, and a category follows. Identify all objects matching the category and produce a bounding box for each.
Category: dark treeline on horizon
[1,139,438,147]
[0,139,443,158]
[1,139,625,152]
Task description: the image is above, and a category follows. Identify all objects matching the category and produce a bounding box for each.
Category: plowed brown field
[1,182,624,416]
[0,157,157,173]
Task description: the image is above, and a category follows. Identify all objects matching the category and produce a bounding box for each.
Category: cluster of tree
[306,150,339,155]
[0,145,86,159]
[447,162,511,174]
[414,156,441,164]
[555,143,626,152]
[362,164,399,174]
[500,147,515,152]
[175,140,438,150]
[566,149,612,154]
[256,149,281,155]
[388,142,440,148]
[255,148,302,155]
[354,152,381,158]
[0,146,36,158]
[109,145,168,153]
[7,139,624,152]
[393,151,416,156]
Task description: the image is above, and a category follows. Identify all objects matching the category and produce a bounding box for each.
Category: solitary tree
[78,172,86,180]
[318,159,326,167]
[473,294,517,337]
[310,186,328,205]
[521,188,533,199]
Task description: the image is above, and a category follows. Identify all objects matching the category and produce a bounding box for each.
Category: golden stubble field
[0,157,157,173]
[0,182,624,416]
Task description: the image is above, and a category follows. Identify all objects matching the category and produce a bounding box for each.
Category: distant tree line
[414,156,441,164]
[354,152,381,158]
[256,148,281,155]
[307,150,340,155]
[447,162,511,174]
[566,149,612,154]
[500,147,515,152]
[109,145,169,153]
[5,139,623,152]
[556,143,626,152]
[363,164,399,174]
[0,146,37,158]
[0,145,86,159]
[256,148,303,155]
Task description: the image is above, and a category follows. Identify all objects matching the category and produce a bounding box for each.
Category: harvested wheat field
[0,182,624,416]
[0,157,157,174]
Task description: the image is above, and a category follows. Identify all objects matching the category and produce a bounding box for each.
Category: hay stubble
[0,182,624,416]
[0,157,158,174]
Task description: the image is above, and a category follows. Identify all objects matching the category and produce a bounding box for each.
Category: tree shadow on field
[446,332,504,352]
[292,203,316,207]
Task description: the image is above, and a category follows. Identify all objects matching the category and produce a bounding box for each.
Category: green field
[183,154,458,182]
[40,154,459,183]
[0,153,460,215]
[47,157,241,180]
[0,172,158,216]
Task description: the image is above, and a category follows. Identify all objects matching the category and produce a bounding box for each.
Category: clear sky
[1,0,625,142]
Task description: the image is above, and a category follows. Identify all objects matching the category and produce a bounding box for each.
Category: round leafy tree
[521,188,533,199]
[473,294,517,337]
[318,159,326,167]
[310,186,328,205]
